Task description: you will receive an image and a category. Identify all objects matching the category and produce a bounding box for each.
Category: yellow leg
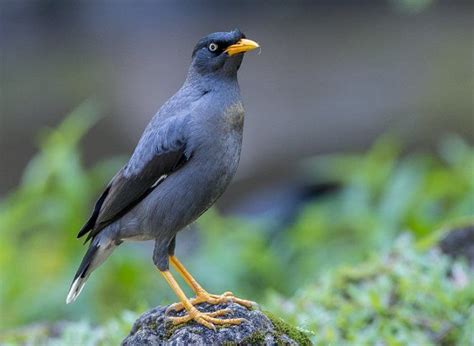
[160,270,244,329]
[167,256,254,313]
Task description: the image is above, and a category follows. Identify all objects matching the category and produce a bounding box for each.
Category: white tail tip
[66,277,86,304]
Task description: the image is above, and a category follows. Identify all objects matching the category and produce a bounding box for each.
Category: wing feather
[78,116,189,241]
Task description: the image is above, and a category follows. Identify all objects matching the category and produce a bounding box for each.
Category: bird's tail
[66,236,117,304]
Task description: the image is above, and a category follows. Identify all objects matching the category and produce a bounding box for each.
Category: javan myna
[67,29,259,329]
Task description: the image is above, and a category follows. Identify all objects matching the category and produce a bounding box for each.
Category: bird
[66,29,260,329]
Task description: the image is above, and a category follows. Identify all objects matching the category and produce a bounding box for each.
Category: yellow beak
[225,38,260,56]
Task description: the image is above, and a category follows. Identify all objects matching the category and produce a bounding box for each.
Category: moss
[221,342,237,346]
[239,330,267,344]
[264,311,313,345]
[221,341,237,346]
[164,322,182,340]
[146,320,158,331]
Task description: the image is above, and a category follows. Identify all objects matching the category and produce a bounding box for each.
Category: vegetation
[0,311,137,346]
[197,133,474,299]
[0,103,472,344]
[267,235,474,345]
[2,236,471,345]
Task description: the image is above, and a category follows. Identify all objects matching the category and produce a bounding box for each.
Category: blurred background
[1,0,473,344]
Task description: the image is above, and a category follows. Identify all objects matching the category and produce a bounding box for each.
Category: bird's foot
[167,307,244,330]
[166,291,254,313]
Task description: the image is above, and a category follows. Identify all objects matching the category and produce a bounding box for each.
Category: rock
[439,225,474,267]
[122,301,311,345]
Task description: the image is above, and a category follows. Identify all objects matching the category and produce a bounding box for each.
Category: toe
[196,316,216,331]
[204,315,245,325]
[206,309,231,317]
[169,315,192,325]
[166,302,184,314]
[233,297,254,308]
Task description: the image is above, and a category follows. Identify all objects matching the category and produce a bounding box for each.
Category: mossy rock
[122,301,312,345]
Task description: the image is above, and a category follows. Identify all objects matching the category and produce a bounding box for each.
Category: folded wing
[78,116,190,242]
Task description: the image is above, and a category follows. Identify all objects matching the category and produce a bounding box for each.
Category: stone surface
[122,301,311,345]
[439,225,474,267]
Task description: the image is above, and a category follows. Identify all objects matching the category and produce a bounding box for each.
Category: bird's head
[190,29,259,78]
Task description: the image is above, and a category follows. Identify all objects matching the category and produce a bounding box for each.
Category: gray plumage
[67,29,251,304]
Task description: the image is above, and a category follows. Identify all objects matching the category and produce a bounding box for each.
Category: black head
[190,29,259,77]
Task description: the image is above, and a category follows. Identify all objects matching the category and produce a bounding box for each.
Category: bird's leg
[160,270,244,329]
[166,256,254,313]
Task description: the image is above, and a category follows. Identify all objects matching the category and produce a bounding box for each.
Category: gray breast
[222,101,245,132]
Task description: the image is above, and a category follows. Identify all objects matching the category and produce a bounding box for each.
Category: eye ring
[208,42,218,52]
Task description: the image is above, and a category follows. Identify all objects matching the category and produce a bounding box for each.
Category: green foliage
[3,237,470,345]
[263,311,312,345]
[192,135,474,298]
[0,311,138,346]
[303,135,474,241]
[0,102,155,329]
[267,235,474,345]
[0,103,472,336]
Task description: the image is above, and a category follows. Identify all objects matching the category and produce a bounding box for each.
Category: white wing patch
[151,174,168,189]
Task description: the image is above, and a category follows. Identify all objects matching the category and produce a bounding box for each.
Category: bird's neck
[184,66,239,93]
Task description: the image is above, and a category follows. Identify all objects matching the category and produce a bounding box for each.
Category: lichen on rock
[122,301,311,345]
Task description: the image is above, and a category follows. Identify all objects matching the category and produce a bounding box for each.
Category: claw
[167,291,254,313]
[162,260,252,330]
[168,307,244,330]
[209,293,254,309]
[160,270,248,331]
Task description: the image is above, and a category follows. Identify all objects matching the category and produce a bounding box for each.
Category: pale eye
[208,43,218,52]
